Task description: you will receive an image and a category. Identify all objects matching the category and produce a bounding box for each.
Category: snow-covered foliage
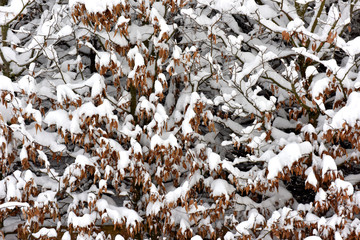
[1,0,360,239]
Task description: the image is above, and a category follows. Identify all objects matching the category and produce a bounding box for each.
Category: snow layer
[96,199,142,227]
[69,0,125,13]
[32,228,57,239]
[211,179,235,198]
[0,201,29,209]
[267,142,312,179]
[0,0,32,25]
[328,92,360,129]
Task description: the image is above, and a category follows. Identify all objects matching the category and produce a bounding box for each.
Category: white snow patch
[329,92,360,129]
[267,142,312,179]
[210,179,235,198]
[32,228,57,239]
[322,155,337,177]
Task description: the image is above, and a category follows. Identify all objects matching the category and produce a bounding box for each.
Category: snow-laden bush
[1,0,360,239]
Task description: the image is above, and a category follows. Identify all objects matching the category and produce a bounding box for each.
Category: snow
[207,148,221,171]
[1,47,17,62]
[335,232,343,240]
[75,155,95,167]
[165,181,190,204]
[20,146,28,161]
[191,236,203,240]
[197,0,245,13]
[315,188,327,203]
[235,209,265,235]
[0,201,29,209]
[117,16,130,26]
[32,228,57,239]
[154,80,163,95]
[5,176,21,201]
[127,46,145,70]
[57,84,80,103]
[0,75,16,94]
[35,191,57,207]
[146,200,162,216]
[306,66,318,78]
[150,7,171,39]
[311,77,330,102]
[331,179,354,196]
[322,155,337,177]
[90,74,105,97]
[68,211,97,228]
[28,128,66,152]
[18,75,36,94]
[0,0,32,25]
[62,231,71,240]
[267,142,312,179]
[69,0,124,13]
[2,0,360,238]
[56,25,73,38]
[24,103,42,123]
[150,133,179,150]
[44,109,71,130]
[115,235,125,240]
[130,138,142,155]
[342,37,360,56]
[301,124,316,134]
[182,108,196,135]
[329,92,360,129]
[99,179,107,191]
[24,170,35,182]
[210,179,235,198]
[96,199,142,227]
[179,218,191,234]
[287,18,304,32]
[68,99,117,134]
[173,45,182,59]
[306,167,318,188]
[96,52,111,67]
[305,213,320,223]
[117,149,130,171]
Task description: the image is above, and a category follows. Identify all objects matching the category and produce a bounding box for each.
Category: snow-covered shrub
[1,0,360,239]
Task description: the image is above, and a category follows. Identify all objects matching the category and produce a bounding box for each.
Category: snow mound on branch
[96,199,142,227]
[206,148,223,171]
[330,179,354,196]
[115,235,125,240]
[150,133,178,150]
[211,179,235,198]
[32,228,57,239]
[197,0,240,12]
[305,167,318,188]
[57,84,80,103]
[235,209,265,235]
[322,155,337,177]
[88,73,105,98]
[69,0,125,13]
[267,142,312,179]
[35,191,57,207]
[0,201,29,209]
[328,92,360,129]
[0,75,18,94]
[18,75,37,94]
[146,200,162,216]
[44,109,71,130]
[191,236,203,240]
[67,212,97,228]
[75,155,95,167]
[0,0,32,25]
